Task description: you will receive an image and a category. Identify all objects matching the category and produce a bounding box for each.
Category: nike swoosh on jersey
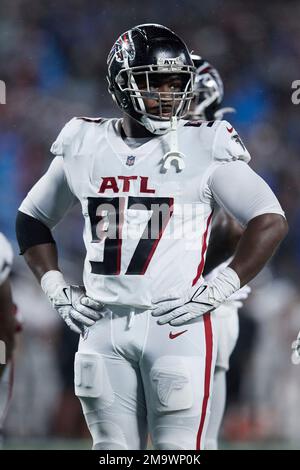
[226,126,234,133]
[169,330,188,340]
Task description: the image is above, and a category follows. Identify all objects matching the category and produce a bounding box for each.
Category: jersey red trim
[192,210,214,286]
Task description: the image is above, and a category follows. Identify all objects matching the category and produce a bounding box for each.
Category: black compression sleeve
[16,211,56,255]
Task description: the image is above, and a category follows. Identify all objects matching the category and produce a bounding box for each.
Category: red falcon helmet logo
[114,31,136,63]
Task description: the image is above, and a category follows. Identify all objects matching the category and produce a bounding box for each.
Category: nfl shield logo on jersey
[126,155,136,166]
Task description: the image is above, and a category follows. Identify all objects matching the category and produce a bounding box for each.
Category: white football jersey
[0,232,13,285]
[50,117,250,308]
[20,116,284,309]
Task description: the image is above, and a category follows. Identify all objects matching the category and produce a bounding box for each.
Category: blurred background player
[188,55,250,449]
[189,55,234,122]
[0,232,20,437]
[0,232,16,379]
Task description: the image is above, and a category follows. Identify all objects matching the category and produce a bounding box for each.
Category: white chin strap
[141,115,171,135]
[161,117,185,172]
[138,115,185,172]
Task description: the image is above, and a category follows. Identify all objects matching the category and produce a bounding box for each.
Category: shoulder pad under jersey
[212,120,251,163]
[0,233,13,285]
[50,116,105,157]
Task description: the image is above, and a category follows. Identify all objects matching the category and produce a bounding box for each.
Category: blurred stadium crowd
[1,0,300,447]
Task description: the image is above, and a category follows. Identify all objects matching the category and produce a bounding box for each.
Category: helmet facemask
[115,65,195,134]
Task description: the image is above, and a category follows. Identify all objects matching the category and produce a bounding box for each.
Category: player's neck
[121,114,154,139]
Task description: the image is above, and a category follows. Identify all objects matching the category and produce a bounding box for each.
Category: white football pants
[75,305,217,450]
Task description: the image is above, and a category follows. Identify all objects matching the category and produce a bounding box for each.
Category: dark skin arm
[204,211,243,275]
[23,243,59,282]
[0,278,17,378]
[23,215,287,288]
[229,213,288,286]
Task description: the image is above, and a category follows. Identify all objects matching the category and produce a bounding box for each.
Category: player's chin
[147,108,173,119]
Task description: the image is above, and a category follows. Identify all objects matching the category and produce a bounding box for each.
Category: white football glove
[291,332,300,365]
[152,267,240,326]
[225,284,251,309]
[205,262,251,310]
[41,270,107,335]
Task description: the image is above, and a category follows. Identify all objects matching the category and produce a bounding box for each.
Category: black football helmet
[189,55,226,121]
[107,24,195,134]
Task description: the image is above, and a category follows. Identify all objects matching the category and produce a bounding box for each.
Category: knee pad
[150,356,193,413]
[90,420,128,450]
[93,442,127,450]
[155,442,186,450]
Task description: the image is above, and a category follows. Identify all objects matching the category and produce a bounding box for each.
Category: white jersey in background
[0,233,13,285]
[19,117,284,308]
[0,233,14,429]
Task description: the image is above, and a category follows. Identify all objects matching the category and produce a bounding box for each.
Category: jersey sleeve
[19,156,78,229]
[212,120,251,163]
[0,233,13,285]
[208,160,285,226]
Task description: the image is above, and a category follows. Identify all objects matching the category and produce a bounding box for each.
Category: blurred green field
[1,439,300,450]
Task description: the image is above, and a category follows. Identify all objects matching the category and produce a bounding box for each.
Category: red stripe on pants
[196,312,213,450]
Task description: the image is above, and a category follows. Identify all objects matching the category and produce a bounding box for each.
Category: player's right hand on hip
[291,331,300,365]
[41,270,107,334]
[50,285,107,334]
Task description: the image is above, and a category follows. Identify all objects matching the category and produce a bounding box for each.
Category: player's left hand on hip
[152,283,218,326]
[291,331,300,365]
[152,266,241,326]
[225,284,251,309]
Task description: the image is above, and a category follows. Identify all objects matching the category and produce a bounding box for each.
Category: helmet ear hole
[116,75,125,87]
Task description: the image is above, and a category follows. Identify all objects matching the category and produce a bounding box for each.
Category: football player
[291,330,300,364]
[16,24,287,450]
[0,233,19,430]
[188,55,249,449]
[0,233,17,379]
